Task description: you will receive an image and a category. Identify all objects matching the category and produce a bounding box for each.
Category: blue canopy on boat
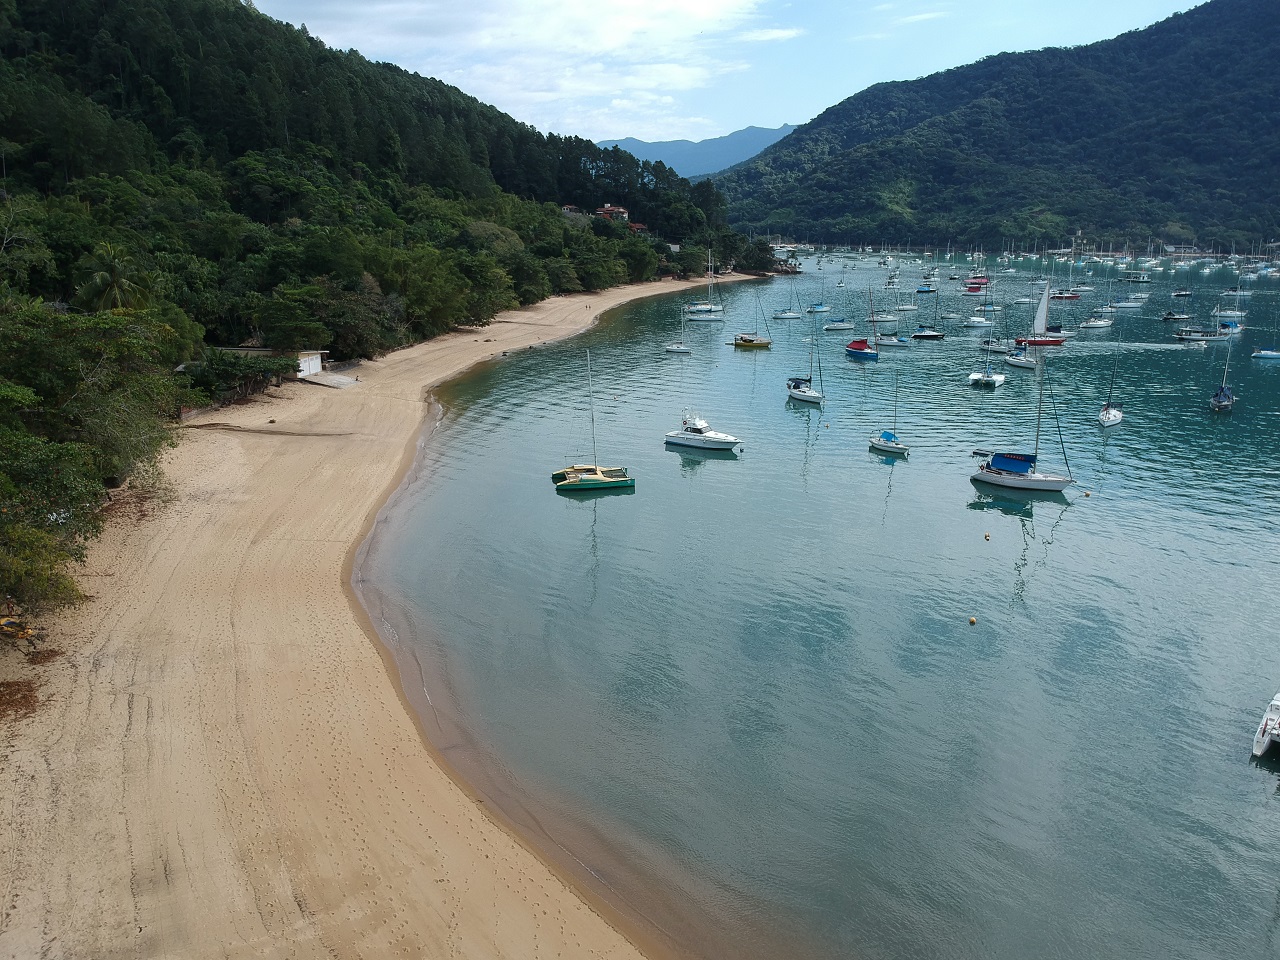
[990,452,1036,473]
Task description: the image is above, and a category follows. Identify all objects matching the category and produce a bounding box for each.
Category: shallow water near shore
[359,258,1280,960]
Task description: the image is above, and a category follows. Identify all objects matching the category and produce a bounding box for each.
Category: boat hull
[971,465,1073,492]
[869,436,908,456]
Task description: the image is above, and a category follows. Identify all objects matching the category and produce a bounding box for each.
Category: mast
[586,348,596,468]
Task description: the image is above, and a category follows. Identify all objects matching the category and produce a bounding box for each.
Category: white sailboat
[787,317,825,404]
[971,351,1074,491]
[1098,337,1124,427]
[869,372,909,456]
[684,249,725,317]
[665,309,692,354]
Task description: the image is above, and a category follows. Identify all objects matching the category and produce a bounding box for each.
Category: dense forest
[715,0,1280,249]
[0,0,776,613]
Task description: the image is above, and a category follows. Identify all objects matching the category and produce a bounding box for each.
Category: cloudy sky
[251,0,1203,143]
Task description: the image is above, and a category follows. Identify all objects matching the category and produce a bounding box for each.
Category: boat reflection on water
[669,445,739,474]
[554,483,636,499]
[966,487,1069,518]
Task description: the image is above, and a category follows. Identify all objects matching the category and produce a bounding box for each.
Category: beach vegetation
[0,0,755,612]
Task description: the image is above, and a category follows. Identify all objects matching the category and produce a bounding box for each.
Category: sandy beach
[0,276,746,960]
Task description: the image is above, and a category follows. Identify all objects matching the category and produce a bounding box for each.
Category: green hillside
[0,0,776,612]
[715,0,1280,249]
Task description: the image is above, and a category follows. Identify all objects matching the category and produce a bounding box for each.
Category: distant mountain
[597,125,796,178]
[713,0,1280,248]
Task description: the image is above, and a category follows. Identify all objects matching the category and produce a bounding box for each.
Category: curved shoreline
[0,276,752,959]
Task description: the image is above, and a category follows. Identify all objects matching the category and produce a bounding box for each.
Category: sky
[251,0,1205,143]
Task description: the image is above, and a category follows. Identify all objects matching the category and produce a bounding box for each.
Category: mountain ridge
[713,0,1279,248]
[597,125,796,178]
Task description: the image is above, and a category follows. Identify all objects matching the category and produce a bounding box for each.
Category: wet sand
[0,276,747,959]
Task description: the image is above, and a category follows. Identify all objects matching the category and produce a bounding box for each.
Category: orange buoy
[968,617,977,625]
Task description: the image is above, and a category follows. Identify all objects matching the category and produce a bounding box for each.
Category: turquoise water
[358,258,1280,960]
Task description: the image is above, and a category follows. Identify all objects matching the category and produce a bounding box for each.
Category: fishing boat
[664,414,740,450]
[1253,690,1280,758]
[869,373,909,456]
[787,318,824,403]
[684,249,725,315]
[665,310,692,354]
[1209,346,1234,413]
[1174,326,1230,342]
[971,353,1074,491]
[553,350,635,492]
[1098,337,1124,427]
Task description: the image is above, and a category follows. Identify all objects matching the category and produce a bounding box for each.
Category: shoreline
[0,275,755,959]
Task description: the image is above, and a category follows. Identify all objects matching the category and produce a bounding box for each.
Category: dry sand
[0,276,747,960]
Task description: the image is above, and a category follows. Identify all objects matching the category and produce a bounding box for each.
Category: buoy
[1084,491,1091,497]
[969,617,977,625]
[984,532,990,541]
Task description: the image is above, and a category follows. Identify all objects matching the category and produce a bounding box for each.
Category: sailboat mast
[586,348,599,466]
[1034,357,1046,459]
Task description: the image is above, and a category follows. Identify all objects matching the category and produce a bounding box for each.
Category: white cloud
[893,12,947,26]
[737,27,804,42]
[256,0,771,138]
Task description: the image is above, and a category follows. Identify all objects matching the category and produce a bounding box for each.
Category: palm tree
[74,242,154,311]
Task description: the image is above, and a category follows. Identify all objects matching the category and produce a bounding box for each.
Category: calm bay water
[357,258,1280,960]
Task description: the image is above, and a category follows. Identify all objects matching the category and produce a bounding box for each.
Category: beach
[0,276,738,960]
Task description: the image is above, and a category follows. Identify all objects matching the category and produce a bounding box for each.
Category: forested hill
[0,0,777,613]
[1,0,762,352]
[714,0,1280,249]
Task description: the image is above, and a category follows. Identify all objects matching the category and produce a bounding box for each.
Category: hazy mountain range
[597,125,797,178]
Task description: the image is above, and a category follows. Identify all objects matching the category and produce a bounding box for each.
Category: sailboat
[1098,336,1124,427]
[968,339,1006,387]
[684,249,725,317]
[971,349,1074,491]
[733,292,773,349]
[665,309,692,354]
[1209,345,1235,413]
[787,316,824,403]
[552,349,635,492]
[869,372,909,455]
[846,306,879,360]
[772,277,803,320]
[1016,282,1066,347]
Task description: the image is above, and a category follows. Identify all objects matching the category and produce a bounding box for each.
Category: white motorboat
[664,415,740,450]
[961,315,994,327]
[1253,690,1280,757]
